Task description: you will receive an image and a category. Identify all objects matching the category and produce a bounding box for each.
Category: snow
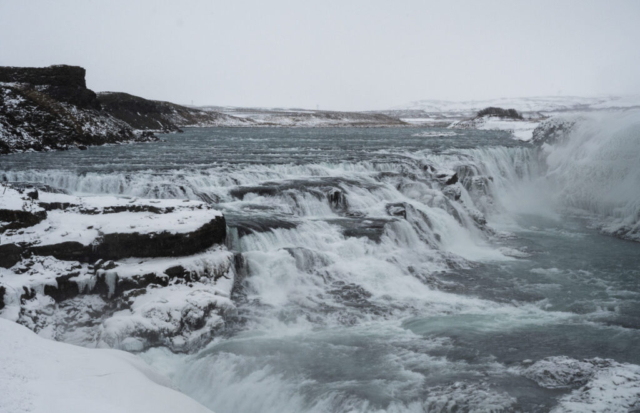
[0,187,221,247]
[394,95,640,114]
[0,319,214,413]
[0,256,89,315]
[0,186,44,212]
[450,116,540,141]
[0,248,236,351]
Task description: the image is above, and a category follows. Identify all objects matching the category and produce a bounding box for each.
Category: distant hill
[389,96,640,117]
[201,106,407,127]
[97,92,252,132]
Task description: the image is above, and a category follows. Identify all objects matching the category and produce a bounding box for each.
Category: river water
[2,122,639,412]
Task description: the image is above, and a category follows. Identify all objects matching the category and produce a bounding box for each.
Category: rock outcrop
[0,65,157,154]
[0,183,232,352]
[530,117,577,145]
[476,107,523,120]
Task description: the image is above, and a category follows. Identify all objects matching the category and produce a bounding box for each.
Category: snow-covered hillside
[200,106,407,127]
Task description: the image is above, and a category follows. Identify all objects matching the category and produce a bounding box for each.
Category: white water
[2,117,640,412]
[543,112,640,240]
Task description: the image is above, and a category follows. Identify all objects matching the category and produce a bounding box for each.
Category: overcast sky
[1,0,639,110]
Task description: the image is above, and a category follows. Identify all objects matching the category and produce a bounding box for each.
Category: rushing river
[2,119,639,412]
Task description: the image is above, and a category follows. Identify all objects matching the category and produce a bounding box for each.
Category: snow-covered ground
[395,95,640,115]
[200,106,406,127]
[450,116,541,141]
[0,319,214,413]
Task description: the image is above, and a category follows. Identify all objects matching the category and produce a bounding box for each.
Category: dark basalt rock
[0,65,87,88]
[436,172,458,186]
[118,272,169,295]
[41,258,216,302]
[0,208,47,231]
[0,243,25,268]
[38,202,77,211]
[0,65,101,110]
[29,241,89,262]
[445,173,458,186]
[93,216,226,260]
[476,107,523,120]
[1,216,227,268]
[21,286,36,304]
[44,273,81,302]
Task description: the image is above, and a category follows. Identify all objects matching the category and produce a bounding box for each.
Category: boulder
[476,107,523,120]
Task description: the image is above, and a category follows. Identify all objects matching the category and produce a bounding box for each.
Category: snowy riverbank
[0,319,215,413]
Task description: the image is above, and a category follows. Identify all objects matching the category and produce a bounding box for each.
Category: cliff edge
[0,65,156,154]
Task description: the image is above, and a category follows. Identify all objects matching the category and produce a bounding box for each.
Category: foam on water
[2,120,640,412]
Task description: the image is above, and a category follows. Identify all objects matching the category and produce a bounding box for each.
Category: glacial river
[2,121,639,412]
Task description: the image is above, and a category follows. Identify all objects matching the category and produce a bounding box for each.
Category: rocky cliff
[0,65,156,154]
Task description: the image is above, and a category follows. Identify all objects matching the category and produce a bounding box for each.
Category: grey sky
[1,0,639,110]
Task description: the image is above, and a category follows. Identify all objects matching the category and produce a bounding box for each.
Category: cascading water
[2,118,640,412]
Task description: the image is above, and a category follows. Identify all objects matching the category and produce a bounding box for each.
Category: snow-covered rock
[0,185,226,268]
[450,116,541,141]
[0,319,214,413]
[0,249,237,352]
[530,117,578,146]
[0,184,234,352]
